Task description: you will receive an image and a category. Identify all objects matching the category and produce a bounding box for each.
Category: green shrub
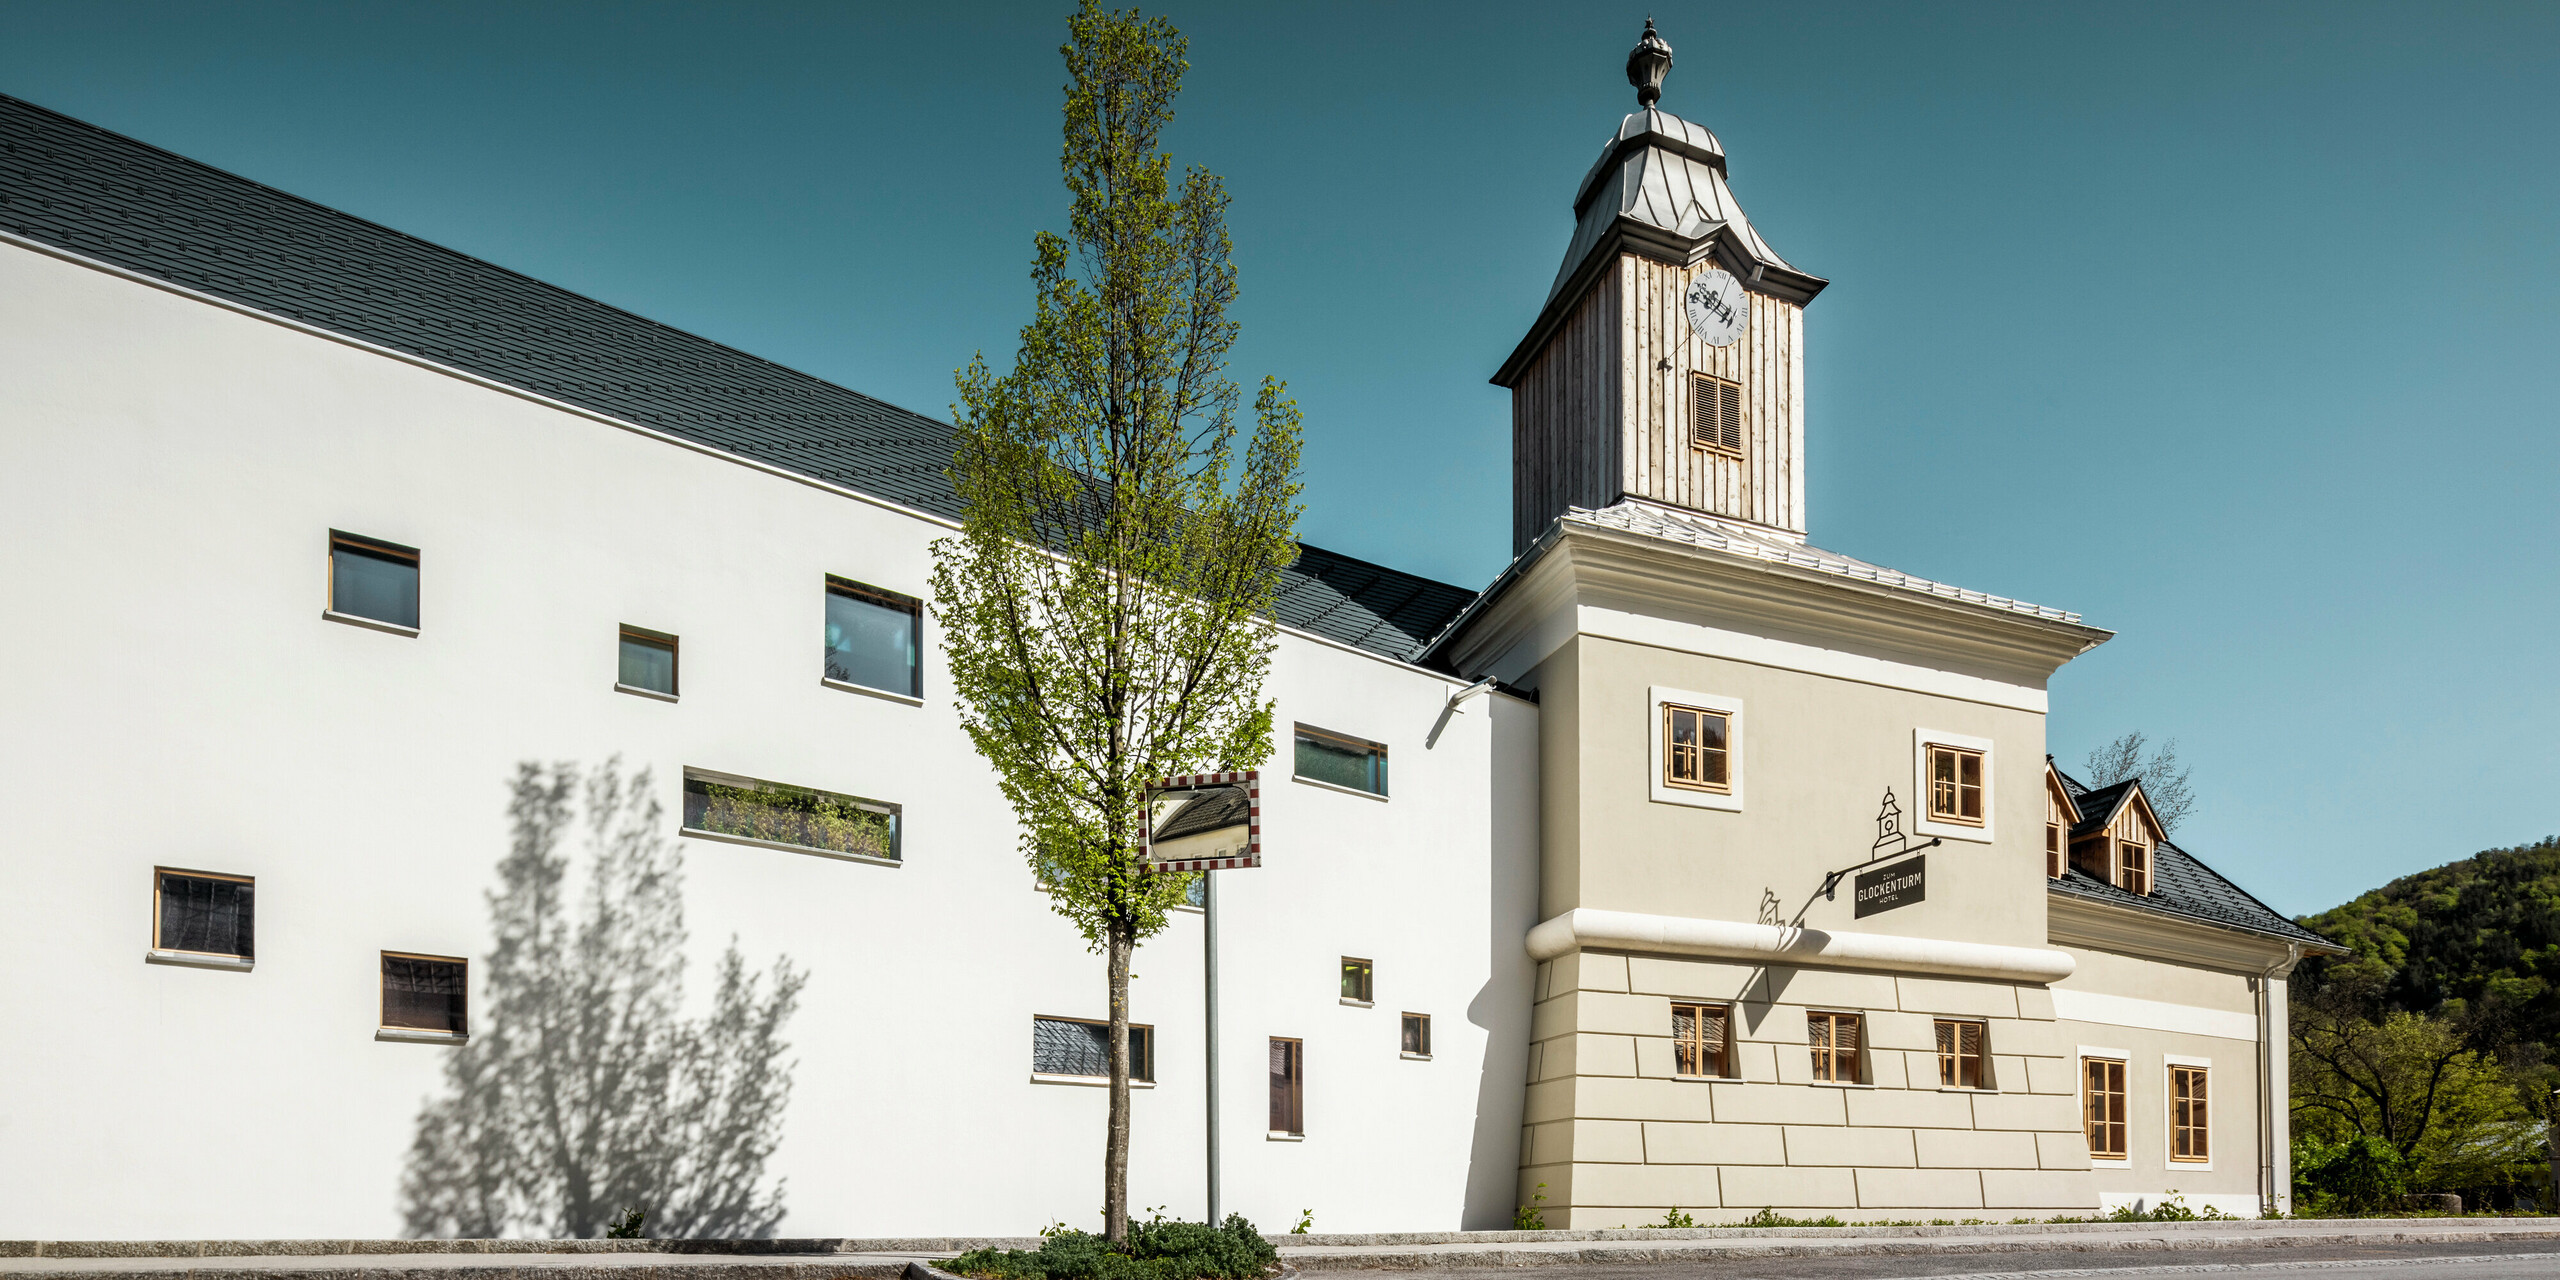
[2295,1135,2412,1214]
[1652,1208,1696,1228]
[1512,1183,1547,1231]
[943,1214,1277,1280]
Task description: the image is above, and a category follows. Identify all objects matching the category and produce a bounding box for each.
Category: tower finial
[1627,17,1674,109]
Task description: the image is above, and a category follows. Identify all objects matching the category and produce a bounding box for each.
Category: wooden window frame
[2084,1055,2129,1159]
[1401,1012,1431,1059]
[1660,703,1733,795]
[152,867,254,960]
[2046,822,2063,879]
[1688,372,1745,459]
[1030,1015,1156,1083]
[1935,1019,1989,1089]
[1807,1010,1863,1083]
[617,624,680,698]
[1340,957,1374,1005]
[380,951,469,1037]
[1925,743,1987,826]
[1671,1001,1731,1079]
[2118,840,2152,895]
[1294,724,1389,798]
[2170,1063,2210,1163]
[1269,1036,1305,1137]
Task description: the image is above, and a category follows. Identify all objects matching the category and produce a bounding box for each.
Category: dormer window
[1689,373,1742,457]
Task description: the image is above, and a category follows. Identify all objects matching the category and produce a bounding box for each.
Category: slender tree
[930,0,1301,1241]
[2083,730,2196,834]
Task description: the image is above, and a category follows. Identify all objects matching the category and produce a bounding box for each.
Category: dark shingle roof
[2051,767,2337,949]
[2065,778,2141,840]
[0,92,1477,666]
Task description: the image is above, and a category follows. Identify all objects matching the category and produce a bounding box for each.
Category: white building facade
[0,35,2332,1240]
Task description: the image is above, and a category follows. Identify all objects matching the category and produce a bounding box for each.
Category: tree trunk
[1105,918,1134,1241]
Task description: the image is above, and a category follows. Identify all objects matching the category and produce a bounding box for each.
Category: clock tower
[1493,20,1827,553]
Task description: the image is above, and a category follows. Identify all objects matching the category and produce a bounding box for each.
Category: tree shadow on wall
[401,760,806,1238]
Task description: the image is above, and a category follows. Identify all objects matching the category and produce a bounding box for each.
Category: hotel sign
[1853,855,1926,918]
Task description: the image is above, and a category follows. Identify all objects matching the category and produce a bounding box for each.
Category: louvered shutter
[1717,379,1742,452]
[1689,374,1744,456]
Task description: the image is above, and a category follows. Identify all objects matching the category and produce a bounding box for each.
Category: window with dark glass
[1341,957,1373,1004]
[2171,1064,2210,1162]
[1031,1016,1153,1081]
[381,953,467,1035]
[1927,744,1985,825]
[617,626,677,696]
[1662,704,1731,793]
[2085,1057,2128,1157]
[1672,1001,1729,1077]
[154,870,253,960]
[1808,1011,1862,1083]
[1295,725,1387,796]
[1269,1037,1304,1135]
[682,768,900,863]
[1935,1019,1987,1088]
[329,532,419,629]
[1401,1012,1431,1057]
[824,577,921,697]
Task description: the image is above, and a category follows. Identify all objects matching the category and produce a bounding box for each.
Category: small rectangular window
[1689,373,1743,457]
[1661,703,1732,793]
[1935,1019,1987,1089]
[2046,822,2062,878]
[1030,1016,1153,1082]
[2171,1064,2210,1161]
[1927,744,1986,825]
[2119,842,2151,895]
[682,768,900,863]
[1341,957,1374,1004]
[1672,1001,1729,1078]
[382,953,467,1036]
[329,531,419,629]
[1269,1037,1304,1135]
[155,870,253,960]
[1808,1011,1862,1082]
[1401,1013,1431,1057]
[2085,1057,2128,1157]
[617,626,678,697]
[1295,725,1387,797]
[824,577,922,697]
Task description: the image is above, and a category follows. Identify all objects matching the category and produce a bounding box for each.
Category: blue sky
[8,2,2554,914]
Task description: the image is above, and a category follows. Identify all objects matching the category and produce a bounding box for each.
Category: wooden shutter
[1690,374,1743,457]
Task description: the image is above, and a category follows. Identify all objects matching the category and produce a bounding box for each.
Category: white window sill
[1293,775,1388,802]
[1674,1074,1734,1083]
[1030,1073,1156,1089]
[821,676,924,707]
[321,609,418,637]
[1171,903,1204,915]
[2091,1155,2131,1165]
[680,826,901,868]
[1938,1086,2001,1094]
[2171,1158,2215,1172]
[1340,997,1373,1008]
[1267,1131,1304,1142]
[1806,1080,1875,1089]
[377,1027,468,1045]
[614,682,678,703]
[145,949,252,972]
[1401,1052,1432,1062]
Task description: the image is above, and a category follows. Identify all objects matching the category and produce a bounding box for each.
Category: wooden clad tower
[1493,22,1828,553]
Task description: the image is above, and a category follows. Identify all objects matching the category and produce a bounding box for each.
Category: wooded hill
[2296,836,2560,1066]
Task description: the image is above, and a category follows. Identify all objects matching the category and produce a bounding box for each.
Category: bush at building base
[943,1214,1279,1280]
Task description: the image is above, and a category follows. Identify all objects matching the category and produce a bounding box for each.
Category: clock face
[1683,269,1751,348]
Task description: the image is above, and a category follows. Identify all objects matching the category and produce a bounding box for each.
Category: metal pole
[1204,869,1220,1224]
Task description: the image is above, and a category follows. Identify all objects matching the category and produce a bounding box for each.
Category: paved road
[1342,1240,2560,1279]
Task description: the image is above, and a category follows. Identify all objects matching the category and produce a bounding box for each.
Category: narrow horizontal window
[329,531,419,629]
[155,869,254,960]
[617,626,678,696]
[1401,1012,1431,1057]
[682,768,900,862]
[1672,1001,1729,1078]
[824,577,921,697]
[2171,1064,2210,1162]
[1926,743,1986,825]
[1808,1010,1862,1083]
[1935,1019,1987,1088]
[1341,957,1374,1003]
[1689,372,1743,457]
[1295,725,1387,797]
[1661,703,1732,793]
[382,953,467,1035]
[1031,1015,1153,1082]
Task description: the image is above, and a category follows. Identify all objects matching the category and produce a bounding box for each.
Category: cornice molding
[2046,892,2318,976]
[1528,907,2076,985]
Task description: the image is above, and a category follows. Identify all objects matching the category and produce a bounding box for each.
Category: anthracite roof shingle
[2052,767,2337,950]
[0,92,1477,666]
